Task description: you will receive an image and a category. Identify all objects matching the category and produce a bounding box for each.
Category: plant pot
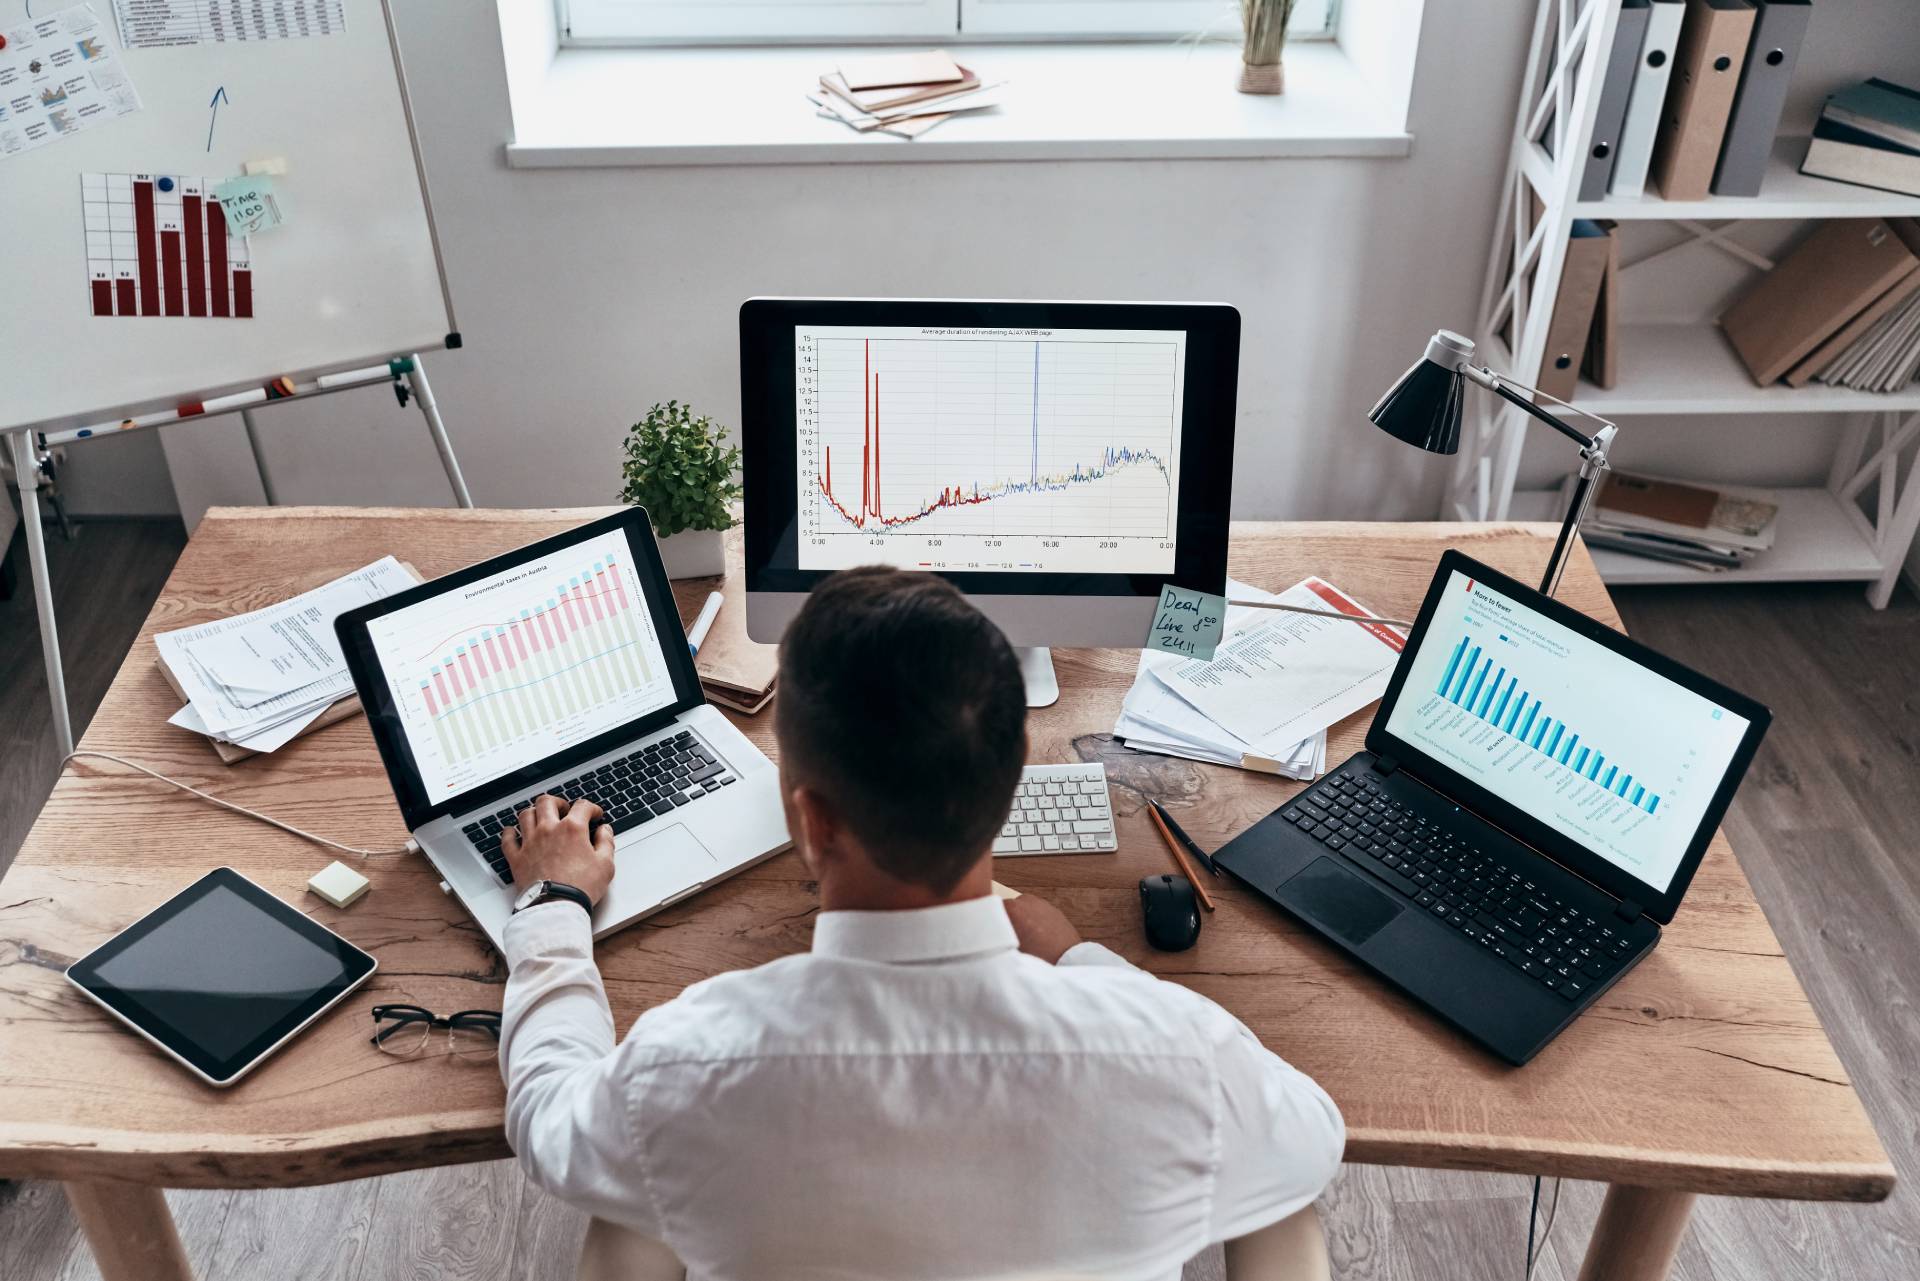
[655,527,726,580]
[1238,58,1284,95]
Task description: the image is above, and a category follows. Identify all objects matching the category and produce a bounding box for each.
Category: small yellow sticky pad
[308,861,370,909]
[991,880,1021,900]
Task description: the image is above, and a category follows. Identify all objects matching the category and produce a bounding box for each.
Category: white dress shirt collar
[810,895,1019,965]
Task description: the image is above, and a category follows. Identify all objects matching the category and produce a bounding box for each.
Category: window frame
[560,0,1340,47]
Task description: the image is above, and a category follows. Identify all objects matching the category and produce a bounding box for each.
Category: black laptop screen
[359,523,679,804]
[1382,568,1753,899]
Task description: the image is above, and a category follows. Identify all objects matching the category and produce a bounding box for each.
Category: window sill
[503,41,1412,168]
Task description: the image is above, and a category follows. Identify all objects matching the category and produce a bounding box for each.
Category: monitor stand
[1015,647,1060,709]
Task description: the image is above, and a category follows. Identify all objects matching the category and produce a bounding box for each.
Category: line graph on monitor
[794,327,1185,574]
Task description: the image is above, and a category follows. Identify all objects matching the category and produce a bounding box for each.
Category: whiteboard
[0,0,455,435]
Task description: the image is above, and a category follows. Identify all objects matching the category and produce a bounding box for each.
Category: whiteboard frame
[1,0,462,437]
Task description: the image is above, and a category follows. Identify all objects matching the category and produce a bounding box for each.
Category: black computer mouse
[1139,874,1202,952]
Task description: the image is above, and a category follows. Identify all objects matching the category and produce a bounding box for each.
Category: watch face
[513,881,550,913]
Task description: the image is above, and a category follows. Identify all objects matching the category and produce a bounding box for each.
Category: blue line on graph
[1030,341,1039,484]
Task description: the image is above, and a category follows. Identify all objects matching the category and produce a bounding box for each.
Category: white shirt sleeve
[1200,997,1346,1240]
[1060,937,1344,1239]
[499,903,665,1236]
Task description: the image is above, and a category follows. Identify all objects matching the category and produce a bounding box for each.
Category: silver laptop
[335,509,790,948]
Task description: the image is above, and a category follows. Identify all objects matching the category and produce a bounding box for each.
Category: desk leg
[1576,1185,1697,1281]
[64,1181,194,1281]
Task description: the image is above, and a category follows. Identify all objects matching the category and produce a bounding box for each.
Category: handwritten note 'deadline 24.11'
[1148,585,1227,661]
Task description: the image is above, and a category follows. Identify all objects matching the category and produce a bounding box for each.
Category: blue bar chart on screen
[1386,571,1750,892]
[1434,633,1661,815]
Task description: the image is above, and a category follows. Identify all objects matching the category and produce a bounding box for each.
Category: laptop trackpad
[1283,858,1404,947]
[617,824,721,907]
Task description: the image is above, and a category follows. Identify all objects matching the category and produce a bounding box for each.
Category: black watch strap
[521,881,593,916]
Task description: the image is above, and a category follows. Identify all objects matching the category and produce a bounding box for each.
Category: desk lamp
[1367,330,1618,598]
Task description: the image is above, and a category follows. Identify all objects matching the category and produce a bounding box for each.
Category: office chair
[575,1205,1331,1281]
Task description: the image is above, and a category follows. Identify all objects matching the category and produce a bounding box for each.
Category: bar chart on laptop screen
[794,326,1186,574]
[362,530,677,798]
[1384,571,1750,892]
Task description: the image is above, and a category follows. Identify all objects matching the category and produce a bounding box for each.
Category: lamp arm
[1454,361,1619,597]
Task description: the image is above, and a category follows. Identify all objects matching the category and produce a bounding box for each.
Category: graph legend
[82,172,254,319]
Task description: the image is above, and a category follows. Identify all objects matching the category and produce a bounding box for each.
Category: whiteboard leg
[8,431,75,758]
[407,354,472,509]
[239,408,279,505]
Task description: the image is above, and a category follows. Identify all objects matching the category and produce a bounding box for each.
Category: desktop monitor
[740,298,1240,705]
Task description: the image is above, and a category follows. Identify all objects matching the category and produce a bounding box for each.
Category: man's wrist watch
[512,880,594,917]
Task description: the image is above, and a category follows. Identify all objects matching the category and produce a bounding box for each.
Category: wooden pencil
[1147,804,1216,912]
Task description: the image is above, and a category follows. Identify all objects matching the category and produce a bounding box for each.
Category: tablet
[66,868,377,1088]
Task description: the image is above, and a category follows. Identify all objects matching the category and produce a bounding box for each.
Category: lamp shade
[1366,330,1474,456]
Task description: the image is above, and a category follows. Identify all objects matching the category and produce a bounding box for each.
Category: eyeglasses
[370,1003,502,1061]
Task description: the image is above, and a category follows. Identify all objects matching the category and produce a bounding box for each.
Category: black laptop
[1214,551,1770,1065]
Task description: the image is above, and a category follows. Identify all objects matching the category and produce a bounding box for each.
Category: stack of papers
[156,558,415,754]
[807,49,1003,140]
[1115,577,1407,779]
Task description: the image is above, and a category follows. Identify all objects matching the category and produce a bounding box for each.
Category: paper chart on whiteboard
[0,4,142,161]
[112,0,346,48]
[82,172,256,319]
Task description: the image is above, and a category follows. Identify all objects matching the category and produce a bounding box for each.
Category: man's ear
[788,783,841,878]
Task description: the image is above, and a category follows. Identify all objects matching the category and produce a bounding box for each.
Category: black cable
[1525,1175,1541,1280]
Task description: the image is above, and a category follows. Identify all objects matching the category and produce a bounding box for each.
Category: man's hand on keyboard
[503,794,616,905]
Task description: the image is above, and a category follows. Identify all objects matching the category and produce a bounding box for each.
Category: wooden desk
[0,509,1892,1281]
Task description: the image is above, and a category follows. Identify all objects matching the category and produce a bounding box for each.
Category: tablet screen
[68,869,376,1085]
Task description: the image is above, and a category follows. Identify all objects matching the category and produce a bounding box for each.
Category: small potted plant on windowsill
[619,401,743,580]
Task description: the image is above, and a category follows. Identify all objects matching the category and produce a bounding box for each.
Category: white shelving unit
[1462,0,1920,608]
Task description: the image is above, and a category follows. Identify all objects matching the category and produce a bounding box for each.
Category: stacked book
[1802,78,1920,199]
[1720,216,1920,391]
[1576,471,1779,572]
[809,49,1002,140]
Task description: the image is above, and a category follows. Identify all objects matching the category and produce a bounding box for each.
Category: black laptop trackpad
[1283,858,1404,947]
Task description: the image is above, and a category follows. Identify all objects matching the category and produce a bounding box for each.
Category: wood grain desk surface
[0,509,1894,1202]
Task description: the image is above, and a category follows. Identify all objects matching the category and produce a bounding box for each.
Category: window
[564,0,1339,45]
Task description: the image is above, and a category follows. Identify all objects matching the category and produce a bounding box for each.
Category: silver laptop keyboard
[458,728,735,884]
[993,763,1117,856]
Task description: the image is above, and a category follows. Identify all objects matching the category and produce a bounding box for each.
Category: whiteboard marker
[317,356,416,390]
[687,591,723,656]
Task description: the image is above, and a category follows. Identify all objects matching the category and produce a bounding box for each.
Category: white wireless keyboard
[993,762,1117,856]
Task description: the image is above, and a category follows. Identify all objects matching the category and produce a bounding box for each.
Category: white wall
[123,0,1527,531]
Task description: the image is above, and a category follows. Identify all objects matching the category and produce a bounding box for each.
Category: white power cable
[1524,1177,1564,1280]
[64,751,417,860]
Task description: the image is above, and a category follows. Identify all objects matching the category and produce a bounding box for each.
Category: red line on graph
[817,349,996,530]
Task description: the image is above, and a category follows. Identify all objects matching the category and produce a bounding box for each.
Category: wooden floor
[1,521,1914,1281]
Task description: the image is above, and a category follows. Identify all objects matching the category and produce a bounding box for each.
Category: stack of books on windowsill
[807,49,1003,140]
[1570,471,1780,572]
[1801,78,1920,199]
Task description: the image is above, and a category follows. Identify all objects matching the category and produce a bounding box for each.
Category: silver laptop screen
[362,525,678,801]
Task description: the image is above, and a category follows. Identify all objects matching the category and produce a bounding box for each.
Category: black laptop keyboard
[459,730,736,885]
[1283,766,1635,1002]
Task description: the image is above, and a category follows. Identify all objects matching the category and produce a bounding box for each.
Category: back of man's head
[776,566,1026,895]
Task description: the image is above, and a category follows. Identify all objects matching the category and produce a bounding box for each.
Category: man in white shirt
[500,566,1345,1281]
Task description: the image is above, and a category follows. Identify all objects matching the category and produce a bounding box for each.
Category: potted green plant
[619,401,743,579]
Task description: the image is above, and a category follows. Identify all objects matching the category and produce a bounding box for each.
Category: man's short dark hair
[776,566,1026,893]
